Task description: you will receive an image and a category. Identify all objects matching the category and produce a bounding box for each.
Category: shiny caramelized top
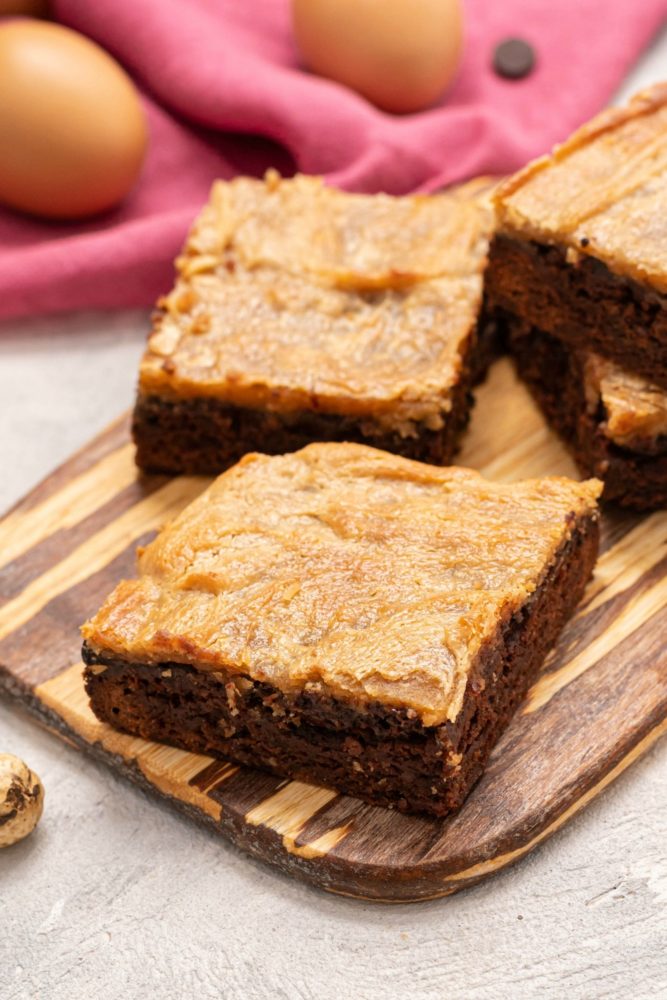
[139,174,495,434]
[495,84,667,293]
[585,354,667,448]
[82,443,601,726]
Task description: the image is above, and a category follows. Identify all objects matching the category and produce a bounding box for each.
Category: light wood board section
[1,360,665,902]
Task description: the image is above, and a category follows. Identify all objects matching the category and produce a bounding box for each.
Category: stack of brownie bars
[487,84,667,510]
[81,85,666,819]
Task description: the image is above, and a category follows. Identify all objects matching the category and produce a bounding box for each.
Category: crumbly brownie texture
[133,372,470,474]
[490,84,667,387]
[486,235,667,391]
[81,443,600,816]
[133,314,499,474]
[508,320,667,510]
[133,173,497,475]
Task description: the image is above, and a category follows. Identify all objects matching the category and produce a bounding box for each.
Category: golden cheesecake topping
[82,443,601,727]
[495,84,667,293]
[584,353,667,448]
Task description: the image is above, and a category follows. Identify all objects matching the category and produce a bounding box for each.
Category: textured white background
[1,31,666,1000]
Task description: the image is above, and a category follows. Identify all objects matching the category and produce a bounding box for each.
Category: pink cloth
[0,0,664,320]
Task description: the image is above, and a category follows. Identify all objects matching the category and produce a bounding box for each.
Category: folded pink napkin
[0,0,664,320]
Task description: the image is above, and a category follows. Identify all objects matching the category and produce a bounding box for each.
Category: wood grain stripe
[190,760,239,794]
[245,782,341,857]
[526,577,667,712]
[531,511,667,676]
[36,663,222,821]
[447,715,667,884]
[0,443,137,571]
[0,476,204,641]
[3,413,130,519]
[288,824,353,860]
[477,428,576,482]
[582,510,667,615]
[459,360,579,482]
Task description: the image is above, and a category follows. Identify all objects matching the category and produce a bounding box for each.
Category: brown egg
[292,0,463,114]
[0,21,147,219]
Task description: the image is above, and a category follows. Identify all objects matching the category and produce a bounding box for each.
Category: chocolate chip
[493,38,535,80]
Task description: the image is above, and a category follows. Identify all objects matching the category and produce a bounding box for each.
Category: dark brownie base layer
[132,318,499,475]
[82,512,598,818]
[509,321,667,510]
[487,235,667,390]
[132,391,470,476]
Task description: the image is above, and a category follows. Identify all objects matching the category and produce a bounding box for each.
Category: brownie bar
[490,85,667,389]
[83,508,597,817]
[508,321,667,510]
[132,173,497,476]
[487,235,667,390]
[81,443,600,818]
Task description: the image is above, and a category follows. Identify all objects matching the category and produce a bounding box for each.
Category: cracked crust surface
[82,442,601,727]
[495,84,667,293]
[138,173,496,437]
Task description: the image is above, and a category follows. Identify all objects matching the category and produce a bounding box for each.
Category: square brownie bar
[133,173,497,474]
[81,443,600,817]
[487,84,667,389]
[507,318,667,510]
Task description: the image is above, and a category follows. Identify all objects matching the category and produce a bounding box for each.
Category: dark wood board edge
[1,413,133,520]
[3,665,665,904]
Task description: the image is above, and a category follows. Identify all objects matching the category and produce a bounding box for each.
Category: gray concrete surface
[1,36,666,1000]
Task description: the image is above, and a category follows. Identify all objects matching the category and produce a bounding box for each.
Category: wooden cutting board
[1,359,666,902]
